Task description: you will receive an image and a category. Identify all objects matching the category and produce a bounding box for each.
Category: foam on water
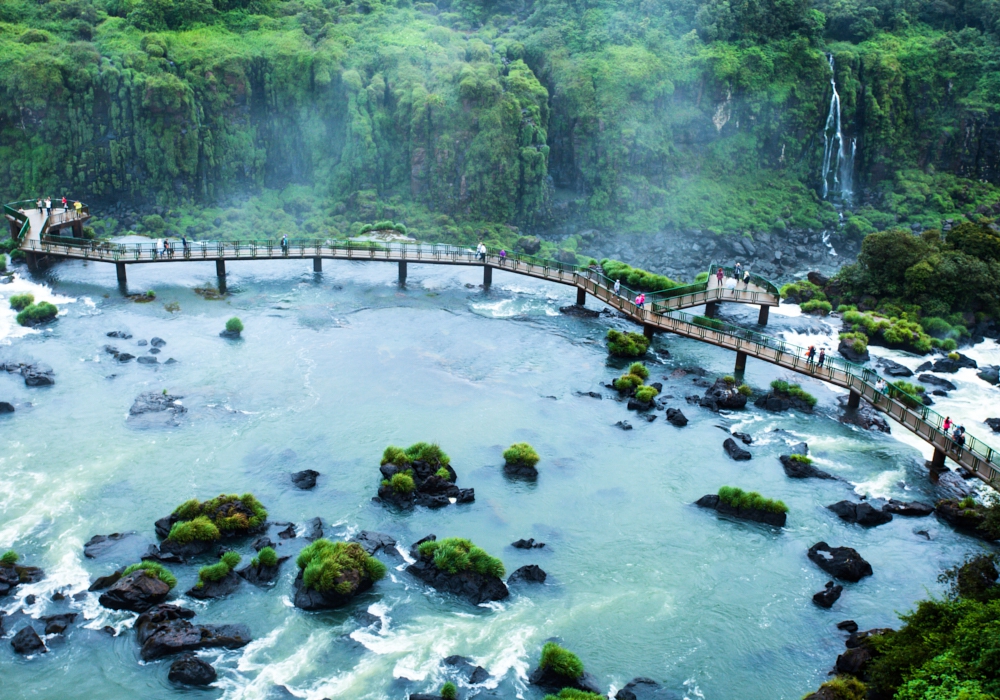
[0,272,79,343]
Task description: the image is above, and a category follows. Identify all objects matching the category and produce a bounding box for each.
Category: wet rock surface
[0,562,45,598]
[99,570,171,612]
[83,532,142,559]
[529,663,602,695]
[723,437,751,461]
[128,392,185,423]
[508,565,547,585]
[812,581,843,608]
[291,469,320,490]
[186,571,242,600]
[699,378,748,412]
[615,677,683,699]
[11,626,46,655]
[696,494,786,527]
[136,603,251,661]
[883,499,933,516]
[406,536,509,605]
[511,538,545,549]
[351,531,398,556]
[168,654,218,686]
[827,501,893,527]
[665,407,688,426]
[807,542,873,582]
[837,395,891,432]
[376,460,474,508]
[1,361,55,386]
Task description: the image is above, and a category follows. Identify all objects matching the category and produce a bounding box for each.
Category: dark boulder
[187,571,242,600]
[508,565,547,585]
[778,455,837,479]
[41,613,77,635]
[836,646,874,676]
[827,501,893,527]
[837,394,890,432]
[928,354,978,373]
[504,460,538,479]
[128,392,185,421]
[699,378,747,411]
[918,373,957,391]
[517,236,542,254]
[754,390,814,413]
[615,420,633,430]
[935,499,997,541]
[168,654,218,686]
[987,418,1000,433]
[142,544,185,565]
[219,330,241,339]
[0,401,14,413]
[511,538,545,549]
[560,305,601,318]
[0,562,44,597]
[83,531,140,559]
[150,337,166,348]
[615,677,682,699]
[696,494,786,527]
[292,564,376,611]
[237,557,289,586]
[98,570,171,612]
[107,330,133,339]
[627,396,655,411]
[277,524,297,539]
[977,365,999,385]
[291,469,320,490]
[444,654,491,684]
[665,408,688,426]
[883,499,933,517]
[252,536,276,551]
[158,537,215,560]
[732,431,753,445]
[812,581,843,608]
[723,437,751,461]
[807,542,873,582]
[11,626,46,655]
[137,356,159,365]
[838,339,869,363]
[878,358,913,377]
[136,604,251,661]
[837,620,859,633]
[529,664,602,695]
[351,531,398,556]
[304,517,324,541]
[353,610,381,628]
[89,570,123,591]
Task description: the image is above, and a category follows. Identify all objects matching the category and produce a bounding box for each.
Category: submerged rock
[0,561,45,598]
[723,437,751,461]
[780,454,835,480]
[168,654,217,686]
[83,532,140,559]
[511,538,545,549]
[0,401,13,413]
[508,565,547,585]
[754,390,813,413]
[883,499,933,517]
[827,501,893,527]
[878,357,913,377]
[696,494,786,527]
[444,654,491,684]
[978,365,999,385]
[699,378,748,411]
[41,613,76,635]
[807,542,873,582]
[11,626,46,655]
[237,557,289,586]
[665,407,688,426]
[291,469,319,490]
[615,677,683,699]
[837,395,890,433]
[615,420,633,430]
[987,418,1000,433]
[351,531,398,556]
[98,570,170,612]
[918,373,957,391]
[812,581,843,608]
[128,392,185,421]
[136,604,251,661]
[0,361,55,387]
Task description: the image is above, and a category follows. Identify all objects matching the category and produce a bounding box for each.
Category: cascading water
[820,54,855,203]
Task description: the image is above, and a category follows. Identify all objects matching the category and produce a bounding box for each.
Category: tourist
[36,198,43,210]
[943,416,952,433]
[163,239,171,257]
[875,378,887,392]
[73,200,82,215]
[716,267,724,285]
[44,197,51,214]
[743,269,751,287]
[806,345,816,364]
[817,348,826,368]
[181,236,189,255]
[636,293,645,309]
[613,278,620,296]
[281,234,288,255]
[499,249,507,265]
[151,240,158,260]
[734,261,742,280]
[476,241,486,261]
[61,196,67,207]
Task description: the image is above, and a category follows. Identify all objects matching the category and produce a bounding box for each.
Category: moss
[404,442,450,466]
[296,539,387,595]
[606,329,649,358]
[9,293,34,311]
[627,362,650,380]
[1,550,19,565]
[737,384,753,396]
[434,467,452,480]
[16,301,58,326]
[390,472,416,494]
[539,642,584,680]
[122,561,177,589]
[543,691,605,700]
[225,317,243,333]
[804,676,867,700]
[503,442,540,468]
[417,538,505,578]
[789,453,812,465]
[197,560,232,584]
[635,385,659,403]
[167,516,222,544]
[717,485,788,514]
[441,682,458,700]
[257,546,278,568]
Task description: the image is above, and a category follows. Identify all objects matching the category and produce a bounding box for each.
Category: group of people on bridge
[717,263,752,288]
[33,196,82,217]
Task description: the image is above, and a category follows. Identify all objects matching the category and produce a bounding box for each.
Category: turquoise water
[0,258,988,700]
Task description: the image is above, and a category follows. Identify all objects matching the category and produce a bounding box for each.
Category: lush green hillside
[3,0,1000,245]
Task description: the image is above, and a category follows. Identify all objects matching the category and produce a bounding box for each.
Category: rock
[723,437,751,461]
[237,556,289,586]
[807,271,830,287]
[754,389,814,412]
[142,544,186,565]
[19,363,55,386]
[158,537,214,560]
[977,365,999,385]
[0,401,13,413]
[837,620,859,633]
[252,536,276,551]
[277,523,297,539]
[732,431,752,445]
[615,677,683,700]
[137,604,251,661]
[665,408,688,426]
[529,664,602,695]
[150,337,166,348]
[928,354,978,373]
[807,542,873,582]
[918,374,957,391]
[836,646,874,676]
[41,613,77,635]
[305,517,324,541]
[292,564,375,610]
[986,418,1000,433]
[0,562,44,598]
[219,330,241,339]
[516,236,541,254]
[877,358,913,377]
[148,348,161,355]
[88,570,123,591]
[560,305,601,318]
[695,494,786,527]
[444,655,491,684]
[406,538,509,605]
[508,565,547,585]
[107,331,132,339]
[827,501,893,527]
[291,469,320,490]
[83,531,140,559]
[838,395,890,432]
[98,570,171,612]
[511,538,545,549]
[353,610,381,628]
[168,654,217,686]
[627,397,655,411]
[812,581,843,608]
[882,499,933,517]
[137,356,159,365]
[615,420,633,430]
[935,499,997,541]
[575,390,603,399]
[838,338,869,363]
[137,340,148,346]
[504,460,538,479]
[351,531,397,556]
[11,626,46,655]
[187,571,242,600]
[700,378,748,411]
[128,392,184,417]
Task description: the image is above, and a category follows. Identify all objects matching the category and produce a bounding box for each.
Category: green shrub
[694,271,710,283]
[543,691,605,700]
[435,467,452,480]
[779,279,825,303]
[600,259,677,292]
[405,442,450,466]
[894,380,926,395]
[173,498,202,521]
[941,338,958,351]
[296,539,387,594]
[221,551,241,568]
[948,351,960,360]
[226,317,243,333]
[801,299,833,315]
[257,546,279,567]
[417,538,505,578]
[441,682,458,700]
[613,373,643,392]
[717,486,788,514]
[9,293,33,310]
[197,561,232,584]
[1,550,18,565]
[169,494,267,536]
[122,561,177,589]
[722,375,736,384]
[167,516,221,544]
[381,446,411,467]
[839,331,869,354]
[635,385,659,403]
[16,301,58,326]
[145,290,156,299]
[769,380,817,408]
[789,453,812,465]
[606,329,649,357]
[503,442,540,468]
[628,362,649,380]
[539,642,584,679]
[390,472,416,494]
[737,384,753,396]
[808,676,867,700]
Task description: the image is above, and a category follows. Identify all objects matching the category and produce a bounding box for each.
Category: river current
[0,258,995,700]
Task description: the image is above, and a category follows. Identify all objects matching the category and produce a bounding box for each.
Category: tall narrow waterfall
[820,55,854,202]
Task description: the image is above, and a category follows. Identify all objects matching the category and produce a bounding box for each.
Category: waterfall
[820,55,854,202]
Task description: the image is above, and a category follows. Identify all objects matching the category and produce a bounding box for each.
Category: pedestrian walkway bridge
[5,200,997,487]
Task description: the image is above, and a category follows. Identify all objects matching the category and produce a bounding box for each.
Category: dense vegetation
[606,330,649,358]
[382,442,450,468]
[197,550,241,586]
[717,486,788,514]
[251,546,279,568]
[167,493,268,541]
[1,550,19,565]
[769,379,816,408]
[122,560,177,589]
[417,537,505,578]
[7,0,1000,246]
[296,539,387,593]
[15,300,59,326]
[539,642,584,679]
[503,442,540,468]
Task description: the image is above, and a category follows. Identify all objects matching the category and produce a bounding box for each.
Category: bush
[405,442,450,466]
[9,293,33,310]
[737,384,753,396]
[435,467,452,480]
[635,385,659,403]
[809,677,867,700]
[167,516,221,544]
[628,362,649,380]
[226,317,243,333]
[122,561,177,589]
[503,442,540,468]
[606,329,649,357]
[839,331,869,354]
[381,445,411,467]
[16,301,58,326]
[169,494,268,536]
[417,538,505,578]
[613,373,643,393]
[722,375,736,384]
[221,551,241,568]
[942,338,958,351]
[296,539,387,594]
[197,561,232,585]
[441,682,458,700]
[789,453,812,465]
[1,550,18,565]
[769,380,817,407]
[257,546,279,567]
[390,472,416,494]
[543,691,605,700]
[717,486,788,514]
[801,299,833,315]
[539,642,584,679]
[600,259,677,292]
[894,380,926,396]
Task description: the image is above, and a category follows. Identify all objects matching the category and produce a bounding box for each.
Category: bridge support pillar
[735,350,748,374]
[758,305,770,326]
[313,257,322,272]
[643,324,655,340]
[705,301,718,318]
[25,251,38,272]
[116,263,127,286]
[847,389,861,410]
[483,265,492,289]
[930,447,947,474]
[398,260,407,285]
[576,287,586,306]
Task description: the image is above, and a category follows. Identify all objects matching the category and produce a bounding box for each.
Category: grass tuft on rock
[635,385,659,403]
[539,642,584,679]
[296,539,387,594]
[606,329,649,357]
[255,546,279,568]
[503,442,540,469]
[225,317,243,333]
[718,486,788,514]
[435,467,452,480]
[441,682,458,700]
[16,301,58,326]
[543,691,605,700]
[381,442,450,468]
[9,293,33,311]
[168,515,221,544]
[628,362,649,380]
[122,561,177,589]
[169,493,268,538]
[769,379,817,408]
[389,472,416,494]
[418,537,505,578]
[613,372,643,393]
[1,550,19,565]
[788,454,812,465]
